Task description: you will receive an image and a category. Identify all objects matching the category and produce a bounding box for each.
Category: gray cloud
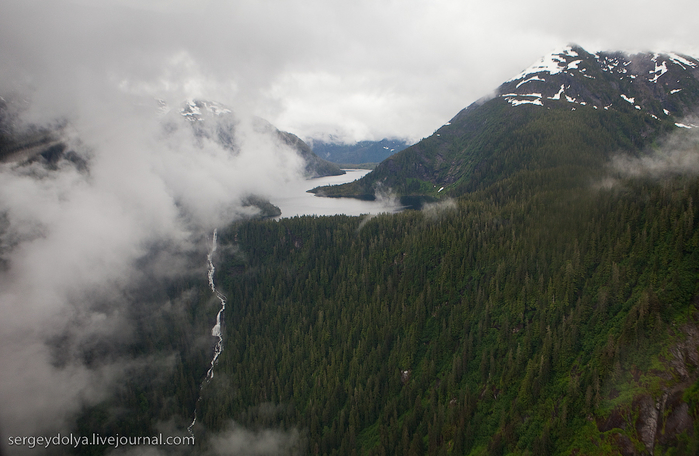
[206,422,303,456]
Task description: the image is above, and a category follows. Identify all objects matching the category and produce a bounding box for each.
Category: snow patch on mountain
[500,46,699,117]
[567,60,582,70]
[548,85,565,100]
[182,100,203,121]
[502,93,543,107]
[516,76,546,88]
[668,53,697,69]
[649,61,668,83]
[505,98,543,107]
[507,46,578,82]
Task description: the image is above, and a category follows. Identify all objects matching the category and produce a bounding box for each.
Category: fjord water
[273,169,401,218]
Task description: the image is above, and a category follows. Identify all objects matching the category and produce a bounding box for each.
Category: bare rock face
[667,325,699,380]
[676,324,699,375]
[634,394,660,454]
[599,389,693,455]
[657,390,693,447]
[669,344,691,379]
[664,402,692,438]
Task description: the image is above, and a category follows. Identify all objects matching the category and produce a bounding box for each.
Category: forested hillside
[196,151,699,455]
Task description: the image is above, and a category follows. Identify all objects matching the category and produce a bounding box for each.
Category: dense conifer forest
[190,144,699,454]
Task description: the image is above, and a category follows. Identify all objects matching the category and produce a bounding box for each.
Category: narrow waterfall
[188,229,227,437]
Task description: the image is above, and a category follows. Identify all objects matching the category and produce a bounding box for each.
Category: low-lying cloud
[206,422,303,456]
[0,82,307,451]
[421,198,458,220]
[610,122,699,179]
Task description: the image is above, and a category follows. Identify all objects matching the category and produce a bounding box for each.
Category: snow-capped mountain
[313,45,699,200]
[179,99,233,121]
[499,45,699,124]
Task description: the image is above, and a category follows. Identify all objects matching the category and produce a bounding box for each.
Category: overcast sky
[2,0,699,143]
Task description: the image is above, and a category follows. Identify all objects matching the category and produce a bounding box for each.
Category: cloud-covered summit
[0,86,308,444]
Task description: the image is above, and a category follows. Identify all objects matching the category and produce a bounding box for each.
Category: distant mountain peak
[308,138,412,164]
[180,99,232,121]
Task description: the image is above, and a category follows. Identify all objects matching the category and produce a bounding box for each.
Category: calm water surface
[273,169,401,218]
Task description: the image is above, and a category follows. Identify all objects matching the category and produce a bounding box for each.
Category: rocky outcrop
[595,322,699,455]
